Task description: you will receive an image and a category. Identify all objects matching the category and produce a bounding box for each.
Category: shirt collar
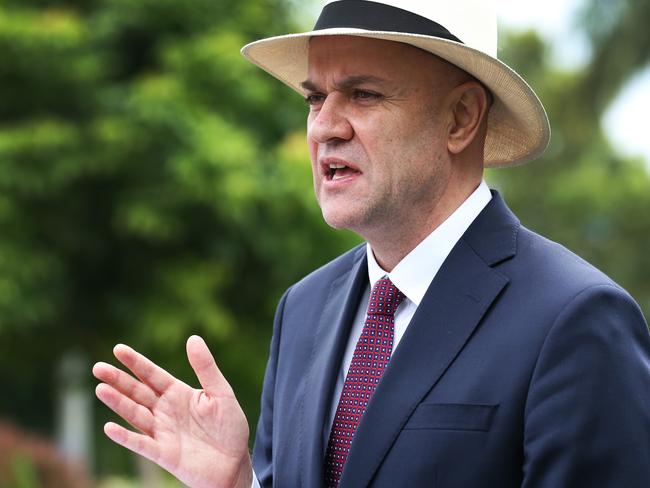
[367,180,492,306]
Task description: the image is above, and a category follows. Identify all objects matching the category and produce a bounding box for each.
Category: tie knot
[367,277,405,316]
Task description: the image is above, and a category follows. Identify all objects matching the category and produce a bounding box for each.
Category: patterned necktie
[324,277,405,487]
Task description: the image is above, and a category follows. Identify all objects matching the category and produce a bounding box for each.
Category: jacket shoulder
[515,225,622,291]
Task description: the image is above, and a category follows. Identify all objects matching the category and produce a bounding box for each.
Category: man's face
[304,36,459,238]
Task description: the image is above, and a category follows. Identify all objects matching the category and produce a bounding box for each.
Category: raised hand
[93,335,252,488]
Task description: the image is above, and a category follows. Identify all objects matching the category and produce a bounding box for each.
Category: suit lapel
[299,246,368,488]
[340,192,518,487]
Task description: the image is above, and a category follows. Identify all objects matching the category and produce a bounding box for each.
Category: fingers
[93,362,158,409]
[96,383,155,435]
[104,422,159,464]
[186,335,232,395]
[112,344,176,395]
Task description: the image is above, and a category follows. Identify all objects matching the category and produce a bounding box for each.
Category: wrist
[232,452,253,488]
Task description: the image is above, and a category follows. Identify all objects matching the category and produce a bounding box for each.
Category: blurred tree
[490,1,650,316]
[580,0,650,118]
[0,0,359,478]
[0,420,91,487]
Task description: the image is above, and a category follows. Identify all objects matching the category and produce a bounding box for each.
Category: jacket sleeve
[251,287,290,488]
[522,284,650,487]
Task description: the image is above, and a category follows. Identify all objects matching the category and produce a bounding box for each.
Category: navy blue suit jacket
[253,192,650,487]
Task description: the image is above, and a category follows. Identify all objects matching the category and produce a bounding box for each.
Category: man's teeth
[327,163,358,180]
[329,163,348,180]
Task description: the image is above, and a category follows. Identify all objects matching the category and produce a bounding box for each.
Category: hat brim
[241,28,550,168]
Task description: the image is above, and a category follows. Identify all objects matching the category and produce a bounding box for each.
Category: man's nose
[307,95,354,144]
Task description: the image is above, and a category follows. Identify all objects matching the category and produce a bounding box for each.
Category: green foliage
[8,453,39,488]
[579,0,650,114]
[0,421,91,487]
[0,0,358,478]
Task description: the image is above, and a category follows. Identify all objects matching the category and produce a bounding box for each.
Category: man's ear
[446,81,491,155]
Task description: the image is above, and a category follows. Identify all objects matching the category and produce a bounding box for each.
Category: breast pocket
[403,403,499,432]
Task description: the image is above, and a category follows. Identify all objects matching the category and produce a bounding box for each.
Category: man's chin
[321,214,351,231]
[320,208,362,232]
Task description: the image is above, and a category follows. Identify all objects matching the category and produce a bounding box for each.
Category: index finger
[112,344,178,395]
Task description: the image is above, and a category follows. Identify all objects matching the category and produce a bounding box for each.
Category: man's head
[241,0,550,266]
[303,35,490,241]
[242,0,550,167]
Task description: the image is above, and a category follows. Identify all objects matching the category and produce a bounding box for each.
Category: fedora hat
[241,0,551,167]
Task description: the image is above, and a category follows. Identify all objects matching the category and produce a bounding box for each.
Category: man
[93,1,650,487]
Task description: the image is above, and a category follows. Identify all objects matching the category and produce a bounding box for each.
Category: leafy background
[0,0,648,484]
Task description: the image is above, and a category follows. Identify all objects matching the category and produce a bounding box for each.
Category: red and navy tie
[324,277,405,487]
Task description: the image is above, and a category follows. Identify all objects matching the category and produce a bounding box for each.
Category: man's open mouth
[327,163,360,181]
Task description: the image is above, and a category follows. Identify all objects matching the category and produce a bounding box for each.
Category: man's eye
[304,93,325,106]
[354,90,380,100]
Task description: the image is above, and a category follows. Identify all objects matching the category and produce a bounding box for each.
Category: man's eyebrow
[300,80,319,92]
[300,75,388,92]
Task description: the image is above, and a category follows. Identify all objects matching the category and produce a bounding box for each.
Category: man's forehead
[306,35,455,75]
[304,36,440,87]
[307,35,417,59]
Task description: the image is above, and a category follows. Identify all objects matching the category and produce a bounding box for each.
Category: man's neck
[366,180,484,271]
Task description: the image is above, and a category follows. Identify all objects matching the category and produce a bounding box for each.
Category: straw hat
[241,0,550,167]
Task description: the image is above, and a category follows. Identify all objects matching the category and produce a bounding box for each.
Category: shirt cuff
[251,470,260,488]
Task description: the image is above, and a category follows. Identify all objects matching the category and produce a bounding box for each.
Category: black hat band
[314,0,463,44]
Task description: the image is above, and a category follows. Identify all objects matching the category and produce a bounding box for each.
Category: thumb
[186,335,232,395]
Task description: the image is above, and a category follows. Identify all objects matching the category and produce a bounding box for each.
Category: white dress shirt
[254,181,492,487]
